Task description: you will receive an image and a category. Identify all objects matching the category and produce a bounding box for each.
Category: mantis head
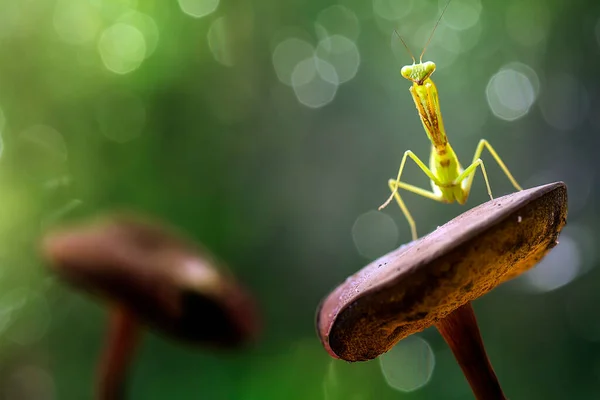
[395,0,450,85]
[401,61,436,85]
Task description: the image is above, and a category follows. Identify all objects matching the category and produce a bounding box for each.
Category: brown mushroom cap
[317,182,567,362]
[41,214,260,347]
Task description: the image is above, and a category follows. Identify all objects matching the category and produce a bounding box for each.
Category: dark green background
[0,0,598,399]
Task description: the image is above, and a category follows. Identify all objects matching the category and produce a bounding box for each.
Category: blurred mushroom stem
[435,302,506,400]
[97,306,141,400]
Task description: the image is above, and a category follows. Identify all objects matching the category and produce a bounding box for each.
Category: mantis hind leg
[386,180,446,241]
[456,139,523,202]
[379,150,445,240]
[453,159,493,203]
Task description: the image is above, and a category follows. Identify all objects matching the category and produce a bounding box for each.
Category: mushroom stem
[97,306,141,400]
[434,302,506,400]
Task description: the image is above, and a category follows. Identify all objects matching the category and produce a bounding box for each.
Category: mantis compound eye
[423,61,436,75]
[400,65,413,81]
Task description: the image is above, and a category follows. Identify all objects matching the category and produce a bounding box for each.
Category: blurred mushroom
[41,214,260,400]
[317,182,567,399]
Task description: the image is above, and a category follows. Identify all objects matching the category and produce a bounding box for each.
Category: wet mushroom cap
[317,182,567,362]
[42,215,260,347]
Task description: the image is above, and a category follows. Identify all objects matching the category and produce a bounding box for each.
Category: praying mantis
[379,1,523,241]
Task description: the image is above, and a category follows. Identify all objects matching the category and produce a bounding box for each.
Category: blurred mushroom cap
[317,182,567,361]
[42,214,260,347]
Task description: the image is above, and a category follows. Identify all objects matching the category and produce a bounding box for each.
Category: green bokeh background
[0,0,599,399]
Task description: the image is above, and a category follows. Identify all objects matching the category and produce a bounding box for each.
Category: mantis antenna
[394,29,416,64]
[419,0,452,62]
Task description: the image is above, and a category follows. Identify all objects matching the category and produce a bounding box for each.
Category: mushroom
[41,214,260,400]
[316,182,567,399]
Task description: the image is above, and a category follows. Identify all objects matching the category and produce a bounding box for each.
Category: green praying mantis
[379,1,523,241]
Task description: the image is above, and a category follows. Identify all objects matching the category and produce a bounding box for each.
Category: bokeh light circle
[292,57,339,108]
[352,210,398,259]
[117,11,160,58]
[373,0,413,21]
[379,335,435,392]
[316,35,360,84]
[315,5,360,42]
[178,0,219,18]
[273,38,315,87]
[539,73,589,131]
[98,23,146,75]
[486,65,537,121]
[323,359,372,400]
[412,23,461,69]
[563,224,596,275]
[457,19,482,53]
[522,235,580,293]
[441,0,482,31]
